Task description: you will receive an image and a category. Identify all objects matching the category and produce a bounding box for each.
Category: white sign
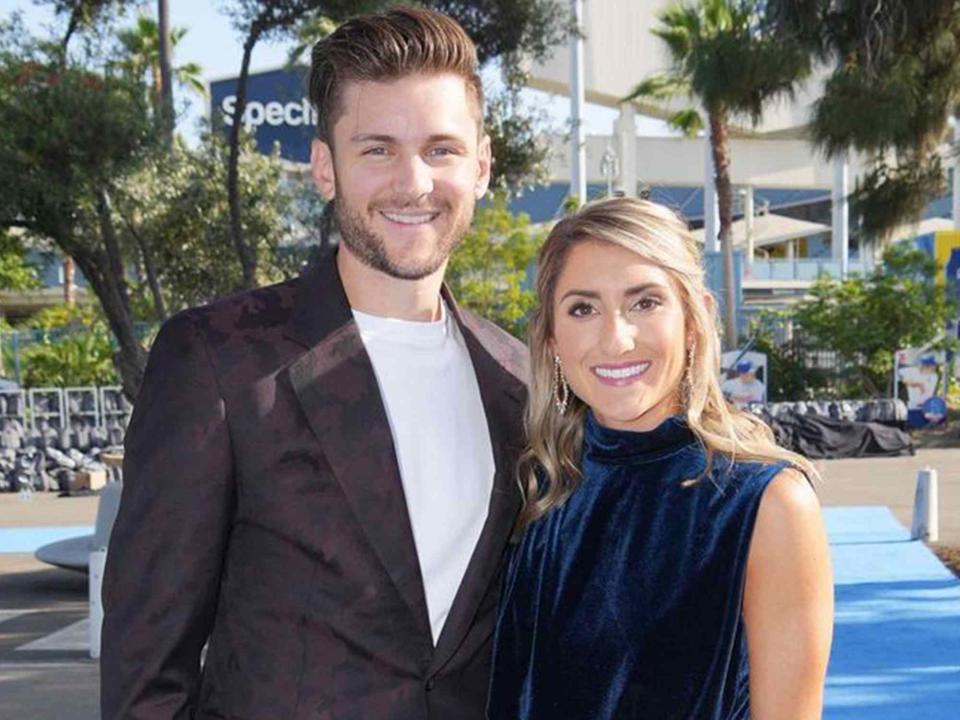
[220,95,318,132]
[720,350,768,407]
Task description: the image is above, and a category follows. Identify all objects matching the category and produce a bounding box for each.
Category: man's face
[310,72,491,280]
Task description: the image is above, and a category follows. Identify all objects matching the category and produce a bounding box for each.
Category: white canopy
[692,212,831,249]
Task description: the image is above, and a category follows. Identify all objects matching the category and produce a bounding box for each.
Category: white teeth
[594,363,649,379]
[381,211,436,225]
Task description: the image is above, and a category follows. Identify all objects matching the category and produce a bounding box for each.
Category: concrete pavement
[1,448,959,720]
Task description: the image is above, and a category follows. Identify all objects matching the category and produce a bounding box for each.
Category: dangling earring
[681,343,696,409]
[553,354,570,414]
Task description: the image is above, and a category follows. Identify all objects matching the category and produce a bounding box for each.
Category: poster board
[895,348,948,428]
[720,350,768,408]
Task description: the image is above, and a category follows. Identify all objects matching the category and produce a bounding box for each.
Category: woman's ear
[703,292,717,315]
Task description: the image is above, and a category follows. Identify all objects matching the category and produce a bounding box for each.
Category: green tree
[114,129,296,313]
[793,244,955,396]
[484,78,552,192]
[745,312,831,401]
[0,231,42,291]
[769,0,960,239]
[116,14,206,121]
[446,193,544,338]
[626,0,810,349]
[37,0,129,51]
[22,327,119,387]
[0,22,157,398]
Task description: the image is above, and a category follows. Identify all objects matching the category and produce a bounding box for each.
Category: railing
[746,258,875,281]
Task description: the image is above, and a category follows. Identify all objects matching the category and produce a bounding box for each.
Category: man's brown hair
[308,6,484,144]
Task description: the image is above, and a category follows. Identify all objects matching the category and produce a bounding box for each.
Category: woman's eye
[568,302,595,318]
[633,297,662,312]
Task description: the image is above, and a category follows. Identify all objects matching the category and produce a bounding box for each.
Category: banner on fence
[895,348,948,428]
[720,350,768,407]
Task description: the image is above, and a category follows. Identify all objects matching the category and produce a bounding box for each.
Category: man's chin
[379,255,448,281]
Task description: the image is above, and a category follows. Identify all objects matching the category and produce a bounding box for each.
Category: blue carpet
[0,525,94,553]
[824,506,960,719]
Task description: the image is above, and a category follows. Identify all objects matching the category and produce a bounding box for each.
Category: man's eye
[568,302,594,317]
[429,147,456,157]
[363,146,388,156]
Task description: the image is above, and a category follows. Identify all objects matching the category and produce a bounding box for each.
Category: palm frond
[667,108,704,137]
[623,73,690,103]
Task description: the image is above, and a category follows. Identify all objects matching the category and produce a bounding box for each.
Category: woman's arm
[743,468,834,720]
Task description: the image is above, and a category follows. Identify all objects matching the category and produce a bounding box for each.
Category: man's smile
[379,210,441,225]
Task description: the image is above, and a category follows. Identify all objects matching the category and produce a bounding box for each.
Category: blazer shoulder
[175,276,300,346]
[458,306,530,385]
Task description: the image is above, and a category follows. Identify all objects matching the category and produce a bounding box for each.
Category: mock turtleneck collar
[583,411,697,463]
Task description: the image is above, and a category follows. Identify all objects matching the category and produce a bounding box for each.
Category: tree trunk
[139,239,167,323]
[157,0,175,149]
[119,207,168,322]
[63,257,75,306]
[227,29,262,290]
[709,110,738,350]
[91,189,148,400]
[95,188,133,315]
[61,10,80,55]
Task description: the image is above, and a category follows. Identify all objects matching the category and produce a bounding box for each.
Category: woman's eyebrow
[559,283,667,303]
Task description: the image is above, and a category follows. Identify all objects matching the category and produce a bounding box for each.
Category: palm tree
[116,15,206,128]
[626,0,809,349]
[768,0,960,243]
[157,0,174,148]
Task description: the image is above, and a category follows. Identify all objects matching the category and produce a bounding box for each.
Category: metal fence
[0,386,132,431]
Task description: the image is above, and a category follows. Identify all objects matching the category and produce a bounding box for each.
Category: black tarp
[766,412,914,459]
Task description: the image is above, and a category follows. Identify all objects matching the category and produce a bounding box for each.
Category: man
[898,354,943,426]
[100,8,527,719]
[898,355,940,409]
[721,360,765,407]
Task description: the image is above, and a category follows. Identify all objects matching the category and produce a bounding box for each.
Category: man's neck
[337,246,446,322]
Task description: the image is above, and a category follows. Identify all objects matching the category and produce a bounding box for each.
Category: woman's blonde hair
[517,196,817,530]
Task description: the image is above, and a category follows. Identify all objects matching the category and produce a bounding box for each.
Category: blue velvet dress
[487,413,787,720]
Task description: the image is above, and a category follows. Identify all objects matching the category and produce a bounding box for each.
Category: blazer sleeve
[100,310,235,720]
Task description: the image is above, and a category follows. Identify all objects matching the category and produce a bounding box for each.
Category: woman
[487,198,833,720]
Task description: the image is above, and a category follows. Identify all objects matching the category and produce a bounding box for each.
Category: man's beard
[333,191,474,281]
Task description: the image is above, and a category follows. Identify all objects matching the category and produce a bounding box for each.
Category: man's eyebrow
[349,133,468,144]
[350,133,396,143]
[559,283,667,303]
[424,133,468,145]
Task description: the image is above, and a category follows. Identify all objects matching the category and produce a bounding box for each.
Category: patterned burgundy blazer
[100,251,528,720]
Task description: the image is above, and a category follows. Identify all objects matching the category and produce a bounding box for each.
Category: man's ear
[311,138,336,201]
[475,133,492,199]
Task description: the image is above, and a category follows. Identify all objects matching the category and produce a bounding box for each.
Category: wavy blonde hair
[517,196,818,530]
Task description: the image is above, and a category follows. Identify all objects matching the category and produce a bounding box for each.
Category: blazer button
[425,678,436,692]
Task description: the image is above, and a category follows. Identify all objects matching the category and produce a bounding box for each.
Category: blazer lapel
[282,253,432,642]
[429,291,527,675]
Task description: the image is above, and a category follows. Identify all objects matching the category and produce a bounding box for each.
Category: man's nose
[392,153,434,200]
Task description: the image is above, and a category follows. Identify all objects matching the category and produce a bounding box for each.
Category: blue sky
[1,1,671,144]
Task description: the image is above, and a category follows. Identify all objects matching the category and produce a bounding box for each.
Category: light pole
[601,146,619,197]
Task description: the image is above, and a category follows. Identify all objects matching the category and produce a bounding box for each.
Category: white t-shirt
[722,376,766,406]
[353,302,495,645]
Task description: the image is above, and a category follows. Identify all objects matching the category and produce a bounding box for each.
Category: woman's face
[551,240,689,432]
